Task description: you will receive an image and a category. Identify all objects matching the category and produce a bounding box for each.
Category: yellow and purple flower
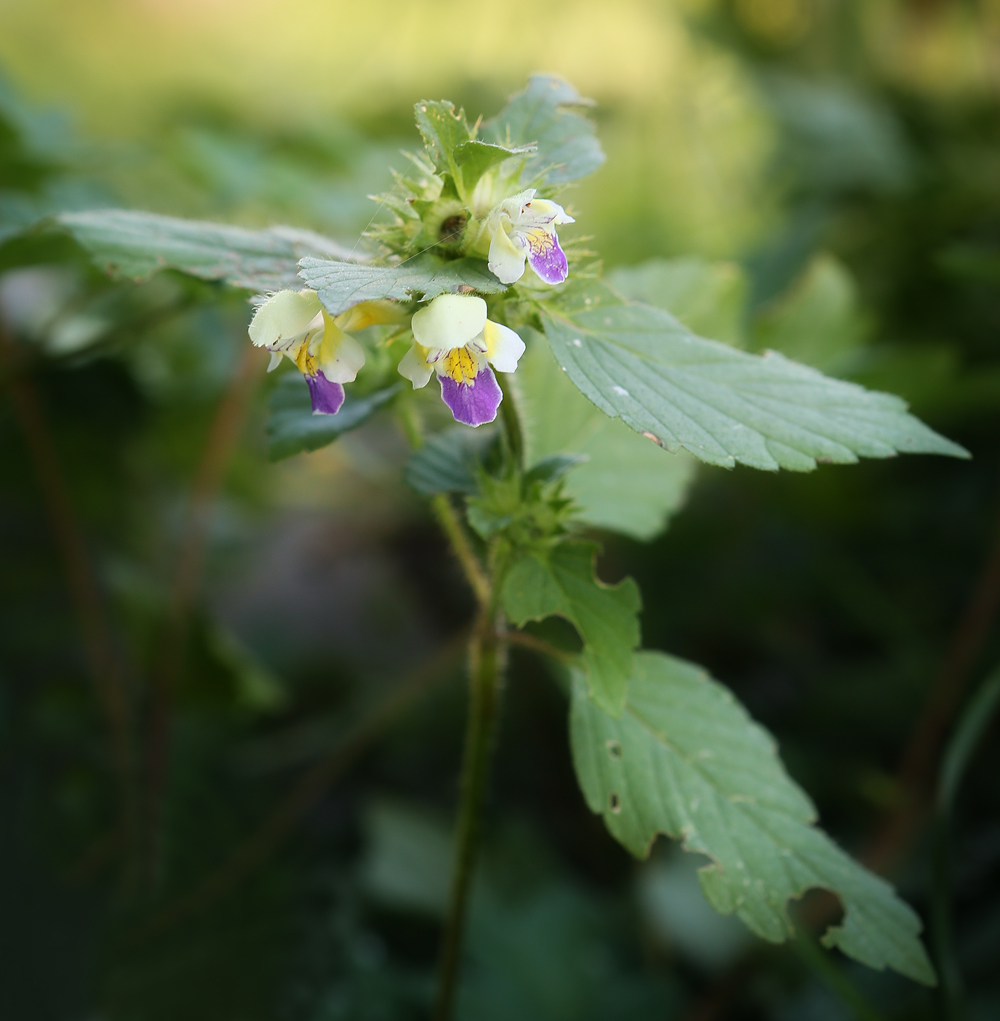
[485,189,574,286]
[397,293,525,427]
[249,290,401,414]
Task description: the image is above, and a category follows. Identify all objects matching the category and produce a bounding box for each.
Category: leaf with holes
[501,542,640,715]
[57,209,355,292]
[570,651,936,985]
[298,254,508,316]
[480,75,605,187]
[542,285,967,471]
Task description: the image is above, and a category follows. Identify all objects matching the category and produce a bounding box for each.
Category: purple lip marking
[521,229,569,285]
[306,372,346,415]
[439,367,503,427]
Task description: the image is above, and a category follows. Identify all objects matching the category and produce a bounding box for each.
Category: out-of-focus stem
[133,633,465,942]
[433,612,505,1021]
[864,473,1000,872]
[143,344,265,891]
[0,322,137,885]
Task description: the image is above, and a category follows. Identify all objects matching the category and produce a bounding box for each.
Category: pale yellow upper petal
[411,294,488,352]
[488,225,527,285]
[248,289,323,349]
[521,198,574,226]
[497,189,536,220]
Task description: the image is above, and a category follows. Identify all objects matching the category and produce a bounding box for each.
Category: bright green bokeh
[0,0,779,261]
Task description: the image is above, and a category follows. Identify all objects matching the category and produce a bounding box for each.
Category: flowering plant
[56,75,968,1017]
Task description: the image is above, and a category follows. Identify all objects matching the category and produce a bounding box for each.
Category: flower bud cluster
[248,114,577,426]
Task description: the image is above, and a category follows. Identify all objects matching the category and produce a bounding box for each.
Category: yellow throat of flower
[295,342,319,378]
[441,347,479,385]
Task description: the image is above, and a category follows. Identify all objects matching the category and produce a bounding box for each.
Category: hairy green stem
[398,394,491,606]
[433,613,505,1021]
[432,494,491,606]
[396,383,507,1016]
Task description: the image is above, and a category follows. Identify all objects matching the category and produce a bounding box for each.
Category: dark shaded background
[0,1,998,1018]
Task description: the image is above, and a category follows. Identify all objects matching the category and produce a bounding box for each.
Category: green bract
[52,75,964,989]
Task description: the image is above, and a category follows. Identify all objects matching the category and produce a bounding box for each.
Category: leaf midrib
[623,697,810,824]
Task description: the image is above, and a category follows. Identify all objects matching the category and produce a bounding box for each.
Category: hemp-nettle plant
[57,75,968,1019]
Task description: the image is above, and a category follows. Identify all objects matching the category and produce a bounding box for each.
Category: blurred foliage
[2,1,1000,1019]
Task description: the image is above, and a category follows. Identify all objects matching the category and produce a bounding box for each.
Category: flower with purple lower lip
[486,189,574,286]
[249,290,402,415]
[397,293,525,427]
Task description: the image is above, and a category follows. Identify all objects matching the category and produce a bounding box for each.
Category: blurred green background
[1,0,999,1018]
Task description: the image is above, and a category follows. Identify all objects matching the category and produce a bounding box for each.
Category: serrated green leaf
[56,209,354,291]
[501,542,640,715]
[414,100,472,174]
[298,254,507,315]
[569,651,936,986]
[513,332,697,541]
[452,139,535,196]
[608,257,748,348]
[404,426,498,495]
[480,75,605,187]
[266,372,400,461]
[542,287,968,471]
